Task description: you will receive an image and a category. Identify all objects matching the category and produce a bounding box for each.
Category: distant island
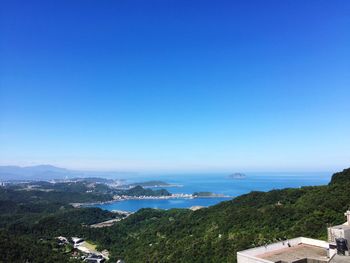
[119,185,171,197]
[228,173,246,179]
[127,180,182,188]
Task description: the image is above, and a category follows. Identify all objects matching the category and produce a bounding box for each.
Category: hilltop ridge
[0,165,134,181]
[330,168,350,185]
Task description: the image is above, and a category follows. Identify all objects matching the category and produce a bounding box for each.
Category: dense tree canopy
[0,168,349,262]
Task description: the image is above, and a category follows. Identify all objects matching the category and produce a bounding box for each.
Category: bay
[92,172,331,212]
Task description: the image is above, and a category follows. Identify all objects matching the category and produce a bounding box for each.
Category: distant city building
[237,210,350,263]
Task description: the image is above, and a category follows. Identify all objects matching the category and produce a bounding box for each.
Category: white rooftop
[237,237,334,263]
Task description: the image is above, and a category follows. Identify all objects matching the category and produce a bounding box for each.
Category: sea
[91,172,331,212]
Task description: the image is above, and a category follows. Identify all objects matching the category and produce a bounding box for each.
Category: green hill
[121,185,171,196]
[329,168,350,185]
[0,168,349,262]
[89,168,350,262]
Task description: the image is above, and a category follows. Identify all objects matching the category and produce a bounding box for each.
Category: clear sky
[0,0,349,172]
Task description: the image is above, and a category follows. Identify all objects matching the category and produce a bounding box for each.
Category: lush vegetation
[90,177,350,262]
[0,168,349,262]
[121,185,171,196]
[330,168,350,185]
[0,230,79,263]
[7,180,172,198]
[127,180,172,187]
[0,183,120,262]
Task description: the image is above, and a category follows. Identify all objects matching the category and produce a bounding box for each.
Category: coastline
[141,183,184,188]
[117,183,184,190]
[71,193,232,208]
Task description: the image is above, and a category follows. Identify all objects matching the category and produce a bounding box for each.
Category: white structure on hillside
[237,211,350,263]
[71,237,84,248]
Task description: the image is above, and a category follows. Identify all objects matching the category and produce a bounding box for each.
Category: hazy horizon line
[0,162,341,174]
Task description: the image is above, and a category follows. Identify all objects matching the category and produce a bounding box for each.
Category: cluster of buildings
[57,236,108,263]
[237,211,350,263]
[112,193,194,200]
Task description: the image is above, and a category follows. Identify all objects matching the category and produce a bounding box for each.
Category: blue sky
[0,0,349,172]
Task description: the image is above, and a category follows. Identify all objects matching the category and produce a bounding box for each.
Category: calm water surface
[92,172,331,212]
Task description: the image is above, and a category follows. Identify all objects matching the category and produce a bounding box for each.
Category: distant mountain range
[0,165,134,181]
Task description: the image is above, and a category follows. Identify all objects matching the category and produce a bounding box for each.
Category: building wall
[328,226,350,245]
[299,237,329,249]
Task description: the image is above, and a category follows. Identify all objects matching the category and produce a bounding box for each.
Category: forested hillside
[89,168,350,262]
[0,168,349,262]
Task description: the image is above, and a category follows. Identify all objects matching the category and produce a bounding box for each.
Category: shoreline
[71,194,232,208]
[141,184,184,188]
[115,183,184,190]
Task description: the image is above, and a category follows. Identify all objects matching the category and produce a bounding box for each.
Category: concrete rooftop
[330,255,350,263]
[257,244,329,263]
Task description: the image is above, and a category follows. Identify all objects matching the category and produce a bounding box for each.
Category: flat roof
[330,255,350,263]
[257,244,328,263]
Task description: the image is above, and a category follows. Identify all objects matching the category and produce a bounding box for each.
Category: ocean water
[93,197,232,212]
[93,172,331,212]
